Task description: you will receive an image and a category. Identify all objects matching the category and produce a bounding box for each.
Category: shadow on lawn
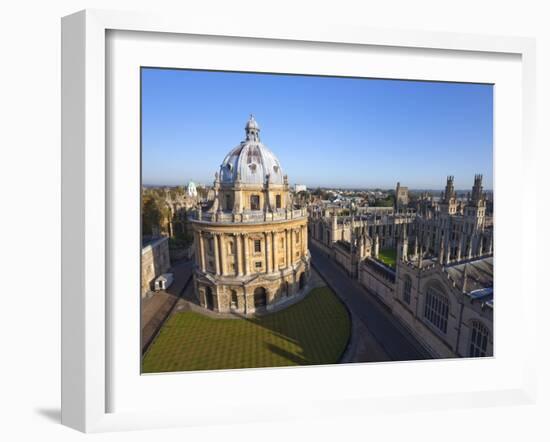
[232,287,350,367]
[265,343,309,365]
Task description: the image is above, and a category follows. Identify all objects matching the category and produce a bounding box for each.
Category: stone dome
[219,116,284,186]
[245,115,260,131]
[187,180,198,198]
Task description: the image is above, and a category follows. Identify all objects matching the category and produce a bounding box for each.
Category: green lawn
[378,247,397,268]
[142,286,350,373]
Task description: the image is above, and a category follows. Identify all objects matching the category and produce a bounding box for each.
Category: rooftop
[444,256,494,307]
[219,116,285,186]
[193,207,307,225]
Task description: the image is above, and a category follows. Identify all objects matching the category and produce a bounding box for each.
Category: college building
[309,175,493,358]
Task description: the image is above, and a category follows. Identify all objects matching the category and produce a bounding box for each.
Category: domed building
[190,116,310,315]
[186,180,198,198]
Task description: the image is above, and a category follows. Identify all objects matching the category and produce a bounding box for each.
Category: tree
[142,195,162,236]
[374,195,395,207]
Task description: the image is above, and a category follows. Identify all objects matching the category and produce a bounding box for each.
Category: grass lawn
[142,286,350,373]
[378,247,397,268]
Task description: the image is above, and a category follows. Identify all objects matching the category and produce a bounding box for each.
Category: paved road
[141,259,194,353]
[310,243,431,361]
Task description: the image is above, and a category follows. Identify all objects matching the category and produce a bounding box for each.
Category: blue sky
[141,68,493,190]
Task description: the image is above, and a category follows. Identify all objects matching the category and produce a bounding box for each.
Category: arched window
[205,286,214,311]
[250,194,260,210]
[230,290,238,310]
[254,287,267,308]
[225,194,233,211]
[275,194,281,209]
[403,275,412,304]
[469,321,490,357]
[424,284,449,333]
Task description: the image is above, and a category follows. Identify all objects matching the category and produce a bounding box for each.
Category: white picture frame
[61,9,537,433]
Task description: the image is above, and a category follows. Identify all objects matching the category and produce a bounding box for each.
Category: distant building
[206,188,216,201]
[187,180,198,198]
[141,236,171,298]
[149,186,198,239]
[309,174,493,358]
[395,182,409,209]
[294,184,307,193]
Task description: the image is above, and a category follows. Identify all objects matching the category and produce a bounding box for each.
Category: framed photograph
[61,9,537,433]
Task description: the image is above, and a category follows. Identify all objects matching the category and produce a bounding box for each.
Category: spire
[245,114,260,142]
[438,235,445,265]
[478,235,484,256]
[470,174,484,205]
[444,175,455,202]
[445,234,451,264]
[456,228,463,261]
[466,234,473,259]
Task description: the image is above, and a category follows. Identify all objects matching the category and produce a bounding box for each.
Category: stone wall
[358,260,395,308]
[191,214,310,316]
[141,237,171,298]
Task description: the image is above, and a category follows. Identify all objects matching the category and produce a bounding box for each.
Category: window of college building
[424,286,449,333]
[276,194,281,209]
[254,239,261,253]
[403,275,412,304]
[469,321,489,357]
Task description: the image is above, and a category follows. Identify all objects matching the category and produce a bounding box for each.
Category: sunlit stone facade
[190,116,310,315]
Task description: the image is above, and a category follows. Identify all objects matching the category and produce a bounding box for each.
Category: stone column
[265,231,272,273]
[236,233,243,276]
[286,229,291,267]
[478,235,484,256]
[243,285,248,315]
[194,231,200,267]
[302,224,307,255]
[267,288,275,305]
[215,286,222,312]
[290,229,295,265]
[213,233,220,275]
[219,234,226,276]
[272,231,278,271]
[198,231,206,272]
[243,234,250,275]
